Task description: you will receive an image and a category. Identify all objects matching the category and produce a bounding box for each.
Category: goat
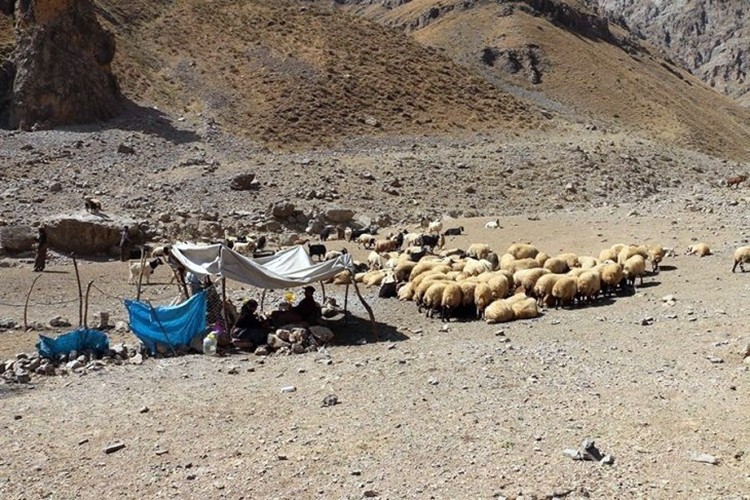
[84,196,102,213]
[485,219,500,229]
[420,233,445,251]
[443,226,464,236]
[727,174,747,188]
[308,242,326,261]
[129,258,163,284]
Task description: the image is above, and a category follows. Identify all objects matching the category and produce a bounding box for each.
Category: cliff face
[1,0,122,129]
[594,0,749,104]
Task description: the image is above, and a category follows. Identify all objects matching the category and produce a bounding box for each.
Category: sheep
[576,271,601,304]
[556,252,580,269]
[511,297,539,320]
[686,243,712,257]
[623,255,646,287]
[421,281,449,318]
[463,258,492,277]
[484,299,514,323]
[363,270,388,287]
[599,248,618,263]
[443,226,464,236]
[578,256,599,269]
[404,233,423,247]
[413,274,449,303]
[513,268,549,294]
[499,253,516,270]
[535,251,550,266]
[233,240,257,256]
[597,262,624,296]
[647,245,666,272]
[727,174,747,188]
[487,274,510,299]
[375,239,399,253]
[349,227,374,242]
[332,270,352,285]
[507,243,538,260]
[357,234,377,249]
[308,243,326,261]
[84,195,102,213]
[533,273,564,305]
[410,259,442,281]
[440,283,463,322]
[398,282,414,301]
[458,280,478,308]
[439,248,465,259]
[550,276,577,308]
[474,282,494,319]
[610,243,627,255]
[428,220,443,234]
[484,218,501,229]
[395,260,417,282]
[467,243,491,260]
[543,257,568,274]
[506,258,540,274]
[617,246,647,265]
[129,258,163,284]
[368,251,386,271]
[324,249,348,261]
[732,246,750,273]
[344,227,353,242]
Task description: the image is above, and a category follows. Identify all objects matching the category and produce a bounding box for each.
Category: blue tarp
[37,328,110,359]
[125,291,207,355]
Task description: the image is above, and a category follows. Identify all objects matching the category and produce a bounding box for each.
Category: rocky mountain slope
[331,0,750,160]
[592,0,749,106]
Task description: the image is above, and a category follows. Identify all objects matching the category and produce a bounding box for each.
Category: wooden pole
[320,281,326,301]
[71,254,83,327]
[221,277,228,331]
[23,274,43,332]
[136,245,147,301]
[349,271,378,338]
[83,280,95,328]
[146,300,178,357]
[260,289,266,312]
[344,282,349,326]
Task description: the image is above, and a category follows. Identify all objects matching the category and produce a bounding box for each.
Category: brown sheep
[727,174,747,188]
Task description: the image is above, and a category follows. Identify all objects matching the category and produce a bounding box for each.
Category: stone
[44,213,144,256]
[272,201,295,219]
[267,334,291,350]
[741,344,750,359]
[0,319,17,329]
[280,386,297,393]
[363,115,379,127]
[113,321,129,332]
[230,173,258,191]
[129,353,143,365]
[309,325,335,343]
[49,182,63,193]
[363,490,379,498]
[323,206,355,224]
[48,316,71,328]
[0,225,35,253]
[227,365,239,375]
[139,406,149,414]
[428,377,439,385]
[14,367,31,383]
[117,143,135,154]
[66,358,85,370]
[254,345,270,356]
[689,452,718,465]
[103,442,126,454]
[322,394,338,407]
[94,311,110,330]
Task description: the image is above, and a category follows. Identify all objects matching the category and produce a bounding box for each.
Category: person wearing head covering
[231,299,269,350]
[292,286,322,325]
[33,227,48,272]
[119,225,131,262]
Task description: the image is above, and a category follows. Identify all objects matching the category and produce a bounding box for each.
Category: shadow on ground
[329,313,409,346]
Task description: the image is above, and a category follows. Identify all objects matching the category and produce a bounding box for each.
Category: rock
[45,213,144,256]
[363,115,379,127]
[48,316,71,328]
[14,367,31,384]
[66,358,84,370]
[309,326,334,343]
[5,0,122,130]
[103,442,126,454]
[272,201,295,219]
[565,182,577,193]
[139,406,149,414]
[267,334,291,350]
[280,386,297,393]
[94,311,110,330]
[275,329,291,342]
[230,173,257,191]
[113,321,129,332]
[428,377,439,385]
[0,225,35,253]
[322,394,338,407]
[254,345,270,356]
[117,143,135,154]
[49,182,62,193]
[129,353,143,365]
[641,317,654,326]
[363,490,379,498]
[706,356,724,364]
[0,319,17,329]
[227,365,239,375]
[689,452,718,465]
[323,206,355,224]
[741,344,750,359]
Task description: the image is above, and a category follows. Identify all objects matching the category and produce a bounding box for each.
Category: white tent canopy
[171,244,354,289]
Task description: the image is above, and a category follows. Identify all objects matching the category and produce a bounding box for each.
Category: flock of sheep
[322,221,750,324]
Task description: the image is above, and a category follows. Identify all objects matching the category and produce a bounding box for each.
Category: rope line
[0,297,80,307]
[90,283,128,302]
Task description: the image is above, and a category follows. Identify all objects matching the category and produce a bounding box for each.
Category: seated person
[231,299,269,349]
[292,286,322,325]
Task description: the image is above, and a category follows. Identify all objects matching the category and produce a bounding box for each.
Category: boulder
[230,173,258,191]
[0,225,35,253]
[4,0,122,129]
[272,201,295,219]
[309,326,334,343]
[44,212,143,255]
[323,207,355,224]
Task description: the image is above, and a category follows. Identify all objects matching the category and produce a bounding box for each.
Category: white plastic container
[202,332,217,356]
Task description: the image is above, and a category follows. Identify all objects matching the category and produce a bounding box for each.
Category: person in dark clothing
[292,286,322,325]
[119,225,130,262]
[232,299,269,349]
[33,227,48,272]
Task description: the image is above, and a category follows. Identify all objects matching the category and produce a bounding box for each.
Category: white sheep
[233,240,256,256]
[467,243,492,260]
[732,246,750,273]
[551,276,577,308]
[484,218,501,229]
[129,258,163,284]
[686,242,712,257]
[511,296,539,320]
[441,283,463,322]
[576,271,601,304]
[428,220,443,234]
[597,262,624,296]
[368,251,386,271]
[507,243,539,260]
[623,255,646,287]
[533,273,564,306]
[484,299,514,324]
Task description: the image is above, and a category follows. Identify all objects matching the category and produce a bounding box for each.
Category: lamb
[357,234,377,249]
[440,283,463,322]
[150,245,172,258]
[473,282,494,319]
[623,255,646,287]
[467,243,491,260]
[727,174,747,188]
[324,248,348,261]
[647,245,666,272]
[576,271,601,304]
[484,218,501,229]
[129,258,163,284]
[686,243,712,257]
[428,220,443,234]
[84,195,102,213]
[443,226,464,236]
[233,240,257,256]
[732,246,750,272]
[507,243,538,260]
[308,243,326,261]
[550,276,577,308]
[368,251,386,271]
[484,299,514,323]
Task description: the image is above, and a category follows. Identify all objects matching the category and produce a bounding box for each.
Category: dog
[128,258,163,284]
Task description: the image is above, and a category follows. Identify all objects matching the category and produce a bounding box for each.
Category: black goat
[308,243,326,261]
[319,226,334,241]
[443,226,464,236]
[421,234,444,251]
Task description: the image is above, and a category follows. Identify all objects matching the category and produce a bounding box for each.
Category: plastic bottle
[202,331,217,356]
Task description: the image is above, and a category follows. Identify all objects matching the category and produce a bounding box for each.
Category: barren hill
[333,0,750,160]
[84,0,542,148]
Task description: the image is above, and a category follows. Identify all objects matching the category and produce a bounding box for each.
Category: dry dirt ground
[2,206,750,499]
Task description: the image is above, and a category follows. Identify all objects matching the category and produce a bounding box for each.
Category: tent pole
[344,282,349,326]
[221,277,228,331]
[71,253,83,327]
[320,281,326,301]
[146,300,178,357]
[136,245,147,301]
[260,289,266,312]
[349,271,378,338]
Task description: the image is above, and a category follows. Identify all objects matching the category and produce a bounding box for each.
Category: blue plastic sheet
[37,328,110,359]
[125,292,207,355]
